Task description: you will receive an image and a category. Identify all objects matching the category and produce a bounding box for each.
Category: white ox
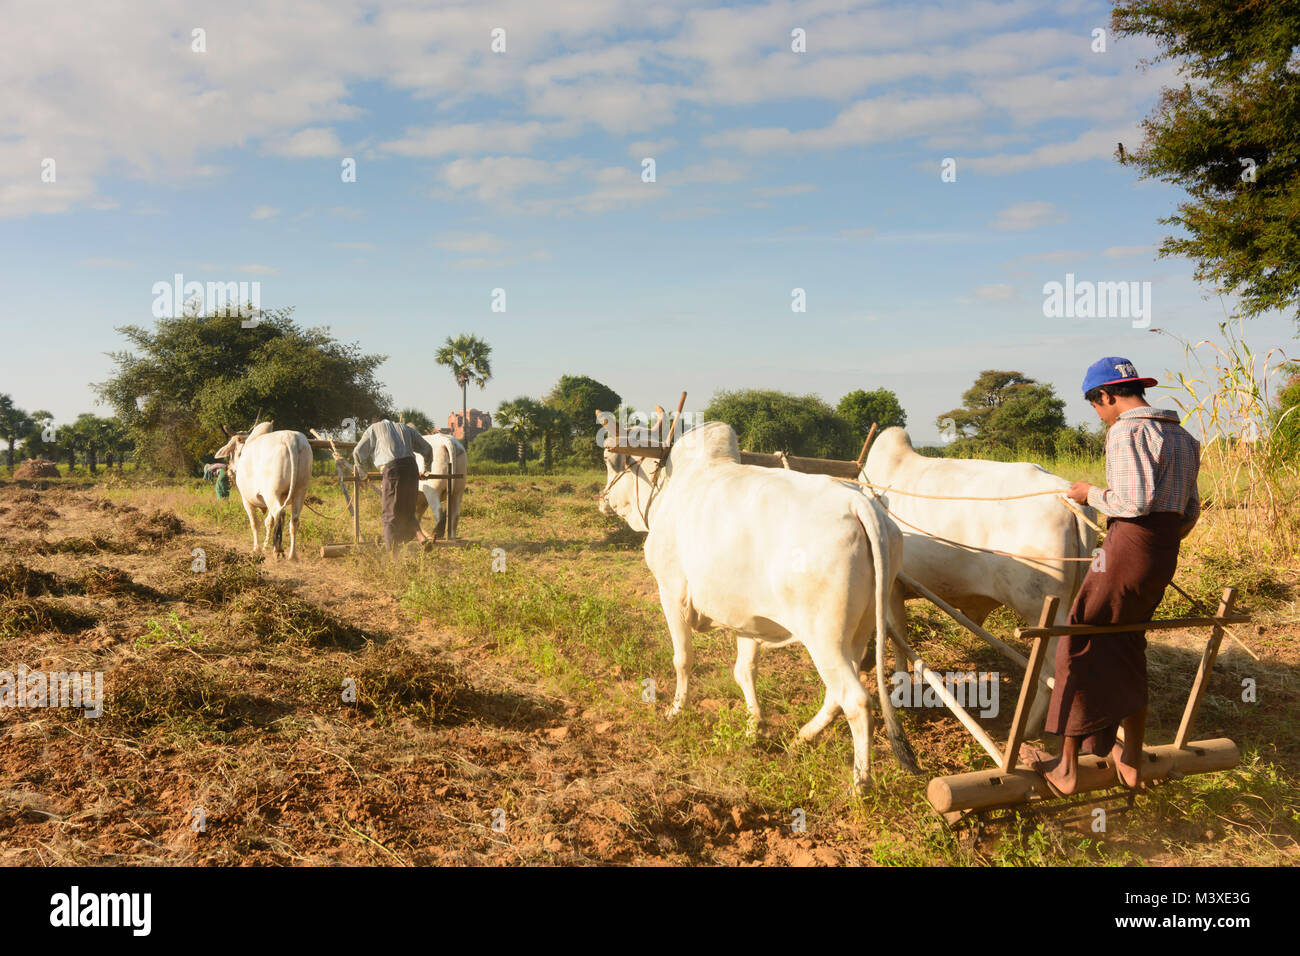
[598,421,918,788]
[414,433,467,539]
[214,422,313,561]
[860,427,1100,732]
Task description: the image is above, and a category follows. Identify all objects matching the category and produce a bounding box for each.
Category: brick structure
[447,408,491,442]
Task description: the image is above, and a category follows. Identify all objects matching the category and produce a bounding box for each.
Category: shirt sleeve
[352,425,375,469]
[1086,421,1159,518]
[412,431,435,467]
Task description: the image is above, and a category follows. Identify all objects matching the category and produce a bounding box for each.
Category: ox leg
[449,486,464,539]
[805,640,874,789]
[657,585,694,719]
[733,638,764,736]
[795,693,841,744]
[243,501,260,553]
[262,509,277,556]
[288,506,300,561]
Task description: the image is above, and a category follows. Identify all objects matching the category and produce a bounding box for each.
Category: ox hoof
[664,703,684,721]
[746,716,769,740]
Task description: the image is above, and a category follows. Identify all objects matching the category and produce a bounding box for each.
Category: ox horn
[221,424,232,437]
[651,405,665,438]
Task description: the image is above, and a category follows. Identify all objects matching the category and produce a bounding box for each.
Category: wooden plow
[306,435,466,557]
[606,414,1250,830]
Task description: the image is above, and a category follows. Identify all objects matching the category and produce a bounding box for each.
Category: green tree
[436,334,493,447]
[468,428,532,465]
[545,374,621,465]
[533,405,569,471]
[703,389,856,459]
[836,388,907,437]
[940,371,1066,453]
[398,408,435,433]
[19,410,55,462]
[96,307,389,475]
[1271,361,1300,456]
[496,397,543,472]
[0,395,32,470]
[1113,0,1300,322]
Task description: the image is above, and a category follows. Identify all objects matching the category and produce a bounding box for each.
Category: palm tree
[535,406,568,472]
[496,397,542,472]
[398,408,434,433]
[435,334,492,446]
[0,394,32,472]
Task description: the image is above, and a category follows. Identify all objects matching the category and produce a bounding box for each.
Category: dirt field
[1,470,1297,865]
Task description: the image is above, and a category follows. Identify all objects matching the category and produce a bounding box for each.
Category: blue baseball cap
[1082,356,1158,397]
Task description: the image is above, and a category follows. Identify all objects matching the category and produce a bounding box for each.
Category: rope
[858,472,1095,563]
[846,478,1075,501]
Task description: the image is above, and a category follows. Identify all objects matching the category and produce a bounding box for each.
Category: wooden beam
[855,422,878,468]
[738,451,861,478]
[927,738,1239,814]
[1175,587,1236,749]
[897,573,1051,691]
[1001,595,1058,773]
[889,626,1004,764]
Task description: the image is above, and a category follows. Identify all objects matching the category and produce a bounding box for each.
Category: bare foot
[1018,742,1058,773]
[1110,742,1144,790]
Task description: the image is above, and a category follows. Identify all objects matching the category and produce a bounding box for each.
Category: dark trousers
[380,456,420,551]
[1046,511,1183,755]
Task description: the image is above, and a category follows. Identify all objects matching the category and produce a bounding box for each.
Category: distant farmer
[1024,357,1200,794]
[348,419,434,553]
[203,462,230,500]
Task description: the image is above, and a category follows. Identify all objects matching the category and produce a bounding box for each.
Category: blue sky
[2,0,1295,443]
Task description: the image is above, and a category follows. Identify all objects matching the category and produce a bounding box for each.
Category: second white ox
[599,421,918,787]
[214,422,313,561]
[861,427,1100,732]
[414,433,467,539]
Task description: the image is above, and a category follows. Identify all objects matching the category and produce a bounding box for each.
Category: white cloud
[708,94,986,152]
[265,127,343,158]
[331,241,375,250]
[238,264,278,275]
[382,121,557,157]
[250,206,280,220]
[757,183,817,198]
[990,200,1065,232]
[972,283,1019,302]
[435,233,507,254]
[1104,244,1156,259]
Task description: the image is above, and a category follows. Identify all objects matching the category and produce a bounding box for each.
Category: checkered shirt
[1087,408,1200,531]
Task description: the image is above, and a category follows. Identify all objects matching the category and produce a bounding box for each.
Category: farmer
[347,419,434,553]
[203,462,230,501]
[1025,357,1201,794]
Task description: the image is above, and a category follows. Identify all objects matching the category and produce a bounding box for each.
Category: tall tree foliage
[0,394,31,470]
[96,307,389,474]
[939,370,1066,453]
[1113,0,1300,322]
[545,374,621,465]
[836,388,907,436]
[703,389,856,459]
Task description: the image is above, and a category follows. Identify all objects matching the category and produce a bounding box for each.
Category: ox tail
[271,441,298,554]
[855,499,920,776]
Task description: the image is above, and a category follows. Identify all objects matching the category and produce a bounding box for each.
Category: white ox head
[596,406,668,531]
[597,419,740,532]
[212,421,274,477]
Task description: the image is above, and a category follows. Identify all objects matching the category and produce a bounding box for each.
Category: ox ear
[213,437,239,460]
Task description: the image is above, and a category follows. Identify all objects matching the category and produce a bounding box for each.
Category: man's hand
[1067,480,1092,504]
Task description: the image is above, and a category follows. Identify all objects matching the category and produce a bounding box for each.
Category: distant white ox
[414,433,467,539]
[214,422,313,561]
[861,427,1100,732]
[599,421,918,788]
